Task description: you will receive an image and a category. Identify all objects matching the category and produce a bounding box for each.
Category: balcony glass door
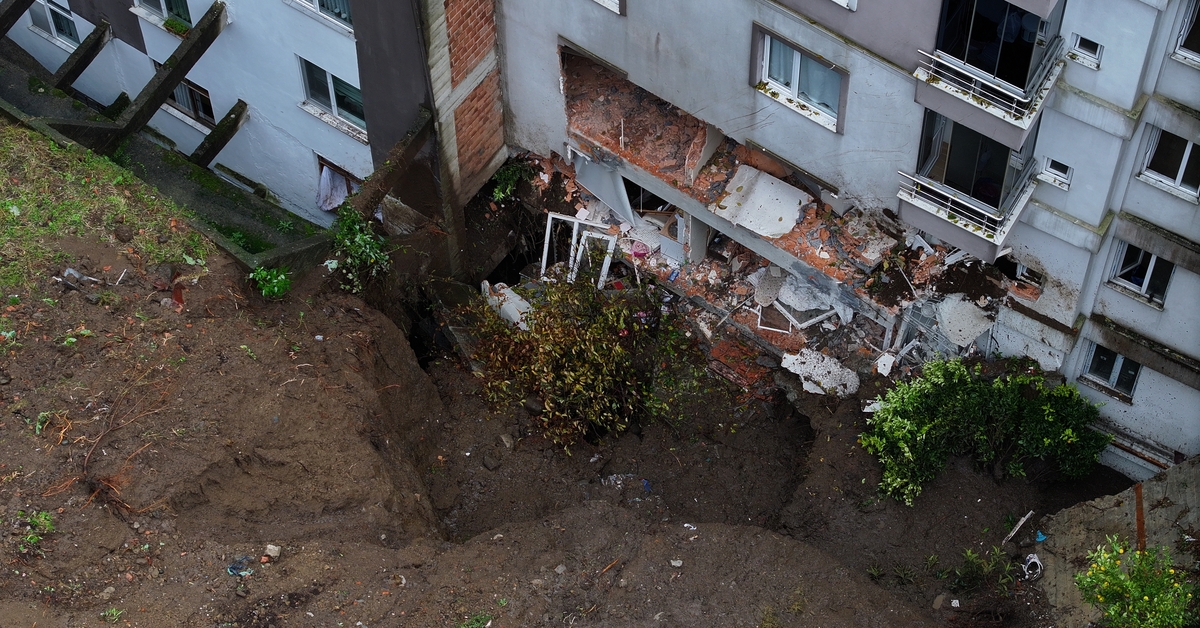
[937,0,1047,91]
[919,112,1012,208]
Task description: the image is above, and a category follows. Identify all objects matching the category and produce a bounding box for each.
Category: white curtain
[767,37,794,88]
[317,165,348,212]
[798,56,840,117]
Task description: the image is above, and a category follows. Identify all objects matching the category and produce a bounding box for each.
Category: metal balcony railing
[915,36,1064,121]
[897,158,1039,242]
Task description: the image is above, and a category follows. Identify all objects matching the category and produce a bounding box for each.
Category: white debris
[875,353,897,377]
[709,165,812,238]
[781,349,860,397]
[935,293,994,347]
[669,560,683,568]
[777,275,854,325]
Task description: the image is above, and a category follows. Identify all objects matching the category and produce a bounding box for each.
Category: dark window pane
[1146,257,1174,302]
[1088,345,1117,382]
[332,75,366,129]
[318,0,352,26]
[1148,130,1187,181]
[302,60,331,110]
[50,9,79,44]
[1117,244,1150,288]
[1182,145,1200,191]
[28,6,51,33]
[1115,357,1140,395]
[1183,13,1200,53]
[140,0,165,17]
[165,0,191,25]
[192,89,215,124]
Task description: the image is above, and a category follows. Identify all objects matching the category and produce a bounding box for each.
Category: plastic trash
[226,556,254,577]
[1023,554,1043,581]
[1036,530,1048,542]
[63,268,101,283]
[641,478,652,493]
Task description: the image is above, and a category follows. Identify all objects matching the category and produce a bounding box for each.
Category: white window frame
[759,33,844,133]
[828,0,858,10]
[135,0,191,25]
[1036,158,1072,191]
[1108,240,1175,305]
[29,0,80,47]
[301,0,352,27]
[1081,342,1141,399]
[299,58,367,139]
[1176,0,1200,62]
[589,0,625,15]
[1140,126,1200,200]
[1068,34,1103,69]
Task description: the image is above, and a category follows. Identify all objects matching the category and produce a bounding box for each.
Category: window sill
[1036,171,1070,191]
[130,5,185,39]
[1135,172,1200,204]
[755,83,838,134]
[827,0,857,9]
[27,25,77,53]
[1169,50,1200,71]
[298,101,368,144]
[1066,51,1100,70]
[1077,375,1133,404]
[1104,280,1165,311]
[160,104,212,134]
[281,0,354,39]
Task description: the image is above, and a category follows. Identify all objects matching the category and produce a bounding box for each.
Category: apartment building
[2,0,506,233]
[498,0,1199,479]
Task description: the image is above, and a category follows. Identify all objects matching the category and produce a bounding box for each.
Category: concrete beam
[349,107,434,220]
[93,1,228,154]
[0,0,36,38]
[51,20,112,90]
[189,98,248,167]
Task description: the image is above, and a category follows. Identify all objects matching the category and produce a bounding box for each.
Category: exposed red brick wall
[445,0,496,87]
[454,68,504,190]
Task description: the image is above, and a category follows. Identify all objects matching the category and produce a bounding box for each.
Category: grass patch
[0,123,213,293]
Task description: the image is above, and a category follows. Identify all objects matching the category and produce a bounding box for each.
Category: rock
[265,544,281,559]
[755,354,780,369]
[0,372,10,385]
[482,453,500,471]
[531,578,543,587]
[85,293,100,305]
[499,434,514,449]
[157,235,170,244]
[933,593,945,609]
[99,586,115,600]
[669,559,683,568]
[114,225,134,243]
[523,397,544,414]
[555,564,567,575]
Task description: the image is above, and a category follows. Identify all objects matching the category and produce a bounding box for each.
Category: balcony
[914,18,1064,149]
[897,157,1039,261]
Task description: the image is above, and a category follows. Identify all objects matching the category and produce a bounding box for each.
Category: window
[1038,158,1072,190]
[152,63,214,126]
[761,34,843,130]
[1083,343,1141,397]
[307,0,352,26]
[1110,241,1175,304]
[589,0,624,15]
[1179,0,1200,58]
[1070,34,1103,69]
[316,157,361,212]
[301,59,366,130]
[29,1,79,45]
[137,0,192,25]
[1143,127,1200,196]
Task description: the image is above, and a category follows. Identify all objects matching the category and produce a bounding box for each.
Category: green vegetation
[490,160,534,202]
[15,510,54,555]
[249,266,291,299]
[0,124,212,293]
[1076,536,1194,628]
[456,613,493,628]
[163,17,190,37]
[860,358,1111,506]
[101,607,124,623]
[330,204,390,294]
[465,267,700,450]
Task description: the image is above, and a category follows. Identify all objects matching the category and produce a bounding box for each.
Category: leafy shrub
[249,266,291,299]
[465,270,696,449]
[331,204,390,294]
[163,18,190,36]
[860,359,1111,505]
[490,161,533,202]
[1075,535,1194,628]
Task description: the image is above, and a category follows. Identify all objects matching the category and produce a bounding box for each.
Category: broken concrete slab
[709,165,811,239]
[935,294,994,347]
[780,349,860,397]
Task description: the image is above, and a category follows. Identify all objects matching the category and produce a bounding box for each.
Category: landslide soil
[0,231,1131,627]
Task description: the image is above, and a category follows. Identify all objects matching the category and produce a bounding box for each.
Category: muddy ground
[0,228,1131,627]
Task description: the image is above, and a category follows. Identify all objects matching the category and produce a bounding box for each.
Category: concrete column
[189,99,248,167]
[0,0,36,38]
[51,20,112,90]
[349,107,434,220]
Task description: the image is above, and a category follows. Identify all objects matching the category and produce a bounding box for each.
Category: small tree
[1075,535,1194,628]
[466,269,694,449]
[860,358,1111,505]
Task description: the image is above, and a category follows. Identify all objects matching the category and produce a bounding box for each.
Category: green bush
[860,359,1111,505]
[490,161,533,202]
[331,204,390,294]
[249,266,291,299]
[1075,535,1194,628]
[466,270,695,449]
